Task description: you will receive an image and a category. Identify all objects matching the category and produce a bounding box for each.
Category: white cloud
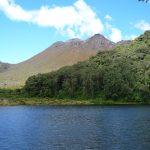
[0,0,137,42]
[0,0,33,21]
[135,20,150,31]
[109,28,122,43]
[130,35,138,40]
[131,35,138,40]
[104,22,122,42]
[0,0,104,38]
[105,14,112,21]
[124,34,138,40]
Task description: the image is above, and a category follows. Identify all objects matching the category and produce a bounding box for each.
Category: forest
[23,31,150,103]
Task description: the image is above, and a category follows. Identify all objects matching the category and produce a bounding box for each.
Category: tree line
[24,31,150,102]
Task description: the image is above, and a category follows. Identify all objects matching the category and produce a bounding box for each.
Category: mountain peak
[117,40,131,46]
[85,33,115,50]
[66,38,84,47]
[51,41,65,47]
[0,33,118,87]
[92,33,105,38]
[67,38,82,42]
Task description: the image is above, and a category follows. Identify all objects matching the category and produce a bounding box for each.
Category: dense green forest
[23,31,150,103]
[0,31,149,104]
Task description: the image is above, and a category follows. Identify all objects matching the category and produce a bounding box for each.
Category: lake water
[0,106,150,150]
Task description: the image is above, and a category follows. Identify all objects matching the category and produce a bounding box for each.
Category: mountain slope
[24,30,150,101]
[0,62,11,73]
[0,34,114,88]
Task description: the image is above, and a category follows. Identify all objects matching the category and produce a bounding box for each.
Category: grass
[0,96,147,106]
[0,89,149,106]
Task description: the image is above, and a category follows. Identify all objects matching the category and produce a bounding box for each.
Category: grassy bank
[0,89,149,106]
[0,97,148,106]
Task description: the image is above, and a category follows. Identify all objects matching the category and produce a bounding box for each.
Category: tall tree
[138,0,149,2]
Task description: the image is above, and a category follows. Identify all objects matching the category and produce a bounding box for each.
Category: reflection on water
[0,106,150,150]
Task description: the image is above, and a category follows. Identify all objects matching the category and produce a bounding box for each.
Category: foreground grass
[0,96,148,106]
[0,89,149,106]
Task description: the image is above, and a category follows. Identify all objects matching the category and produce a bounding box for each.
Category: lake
[0,106,150,150]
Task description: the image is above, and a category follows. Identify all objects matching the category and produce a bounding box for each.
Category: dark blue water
[0,106,150,150]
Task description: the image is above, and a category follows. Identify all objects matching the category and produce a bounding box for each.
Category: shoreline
[0,97,149,106]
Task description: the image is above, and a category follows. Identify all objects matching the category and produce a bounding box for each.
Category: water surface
[0,105,150,150]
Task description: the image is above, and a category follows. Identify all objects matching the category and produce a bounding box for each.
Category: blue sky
[0,0,150,64]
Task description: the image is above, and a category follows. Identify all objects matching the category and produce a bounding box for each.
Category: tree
[138,0,149,2]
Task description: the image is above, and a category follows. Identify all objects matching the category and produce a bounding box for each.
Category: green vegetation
[0,89,143,106]
[23,31,150,103]
[0,31,150,105]
[138,0,149,2]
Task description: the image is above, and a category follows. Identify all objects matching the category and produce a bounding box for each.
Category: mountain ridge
[0,33,123,88]
[24,30,150,101]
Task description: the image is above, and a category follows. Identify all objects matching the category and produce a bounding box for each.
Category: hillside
[24,31,150,102]
[0,34,114,88]
[0,62,11,73]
